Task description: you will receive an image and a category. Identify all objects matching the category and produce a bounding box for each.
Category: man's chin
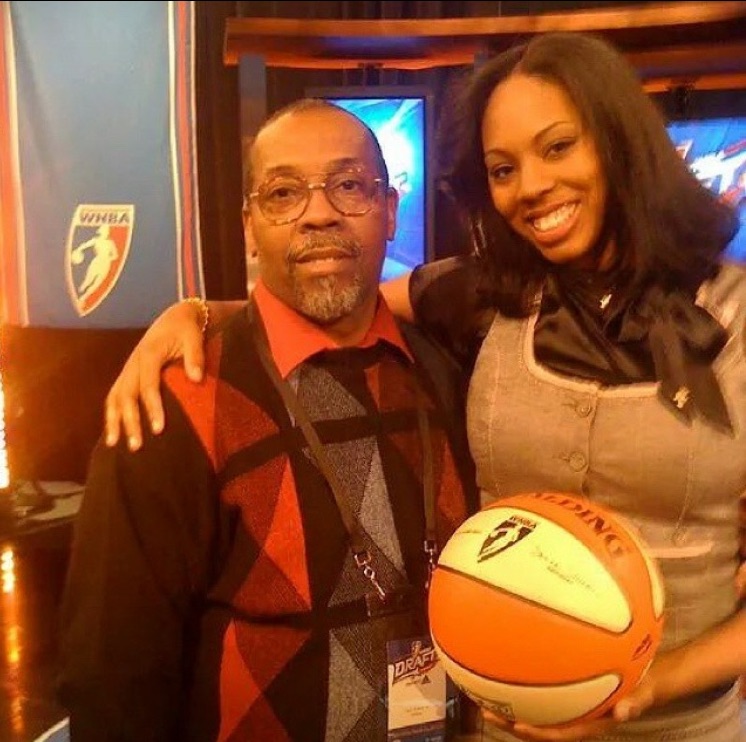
[297,311,342,327]
[294,282,362,326]
[296,300,355,326]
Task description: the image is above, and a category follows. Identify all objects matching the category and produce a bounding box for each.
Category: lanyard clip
[424,539,438,589]
[354,549,386,601]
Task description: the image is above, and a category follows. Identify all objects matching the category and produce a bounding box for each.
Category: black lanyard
[249,298,438,603]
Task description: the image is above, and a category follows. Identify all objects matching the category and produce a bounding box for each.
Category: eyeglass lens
[257,171,380,222]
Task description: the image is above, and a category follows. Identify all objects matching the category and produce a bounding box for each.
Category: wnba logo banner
[65,205,135,317]
[0,1,202,328]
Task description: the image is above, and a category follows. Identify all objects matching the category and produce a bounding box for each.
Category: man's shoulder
[161,310,258,406]
[396,319,444,358]
[396,319,460,369]
[396,319,468,414]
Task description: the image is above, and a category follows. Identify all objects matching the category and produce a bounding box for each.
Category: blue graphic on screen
[667,118,746,262]
[329,97,426,280]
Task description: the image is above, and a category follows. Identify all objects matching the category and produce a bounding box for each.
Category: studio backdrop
[0,0,205,328]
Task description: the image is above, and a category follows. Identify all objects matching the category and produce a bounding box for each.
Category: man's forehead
[252,110,374,175]
[269,157,371,177]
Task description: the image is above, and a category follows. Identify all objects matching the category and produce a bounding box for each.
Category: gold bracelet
[184,296,209,334]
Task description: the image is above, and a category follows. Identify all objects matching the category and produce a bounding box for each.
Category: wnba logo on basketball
[65,204,135,317]
[477,515,536,562]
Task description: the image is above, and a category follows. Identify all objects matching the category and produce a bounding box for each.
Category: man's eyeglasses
[247,169,385,226]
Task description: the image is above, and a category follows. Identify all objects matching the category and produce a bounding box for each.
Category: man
[57,99,478,741]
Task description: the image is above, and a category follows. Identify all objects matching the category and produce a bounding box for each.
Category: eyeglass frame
[245,168,387,226]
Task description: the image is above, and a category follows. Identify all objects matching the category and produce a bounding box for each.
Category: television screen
[307,87,432,280]
[667,117,746,261]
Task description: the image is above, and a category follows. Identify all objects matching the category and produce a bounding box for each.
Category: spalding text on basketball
[532,492,631,558]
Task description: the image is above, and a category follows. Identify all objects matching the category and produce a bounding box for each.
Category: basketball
[428,492,665,727]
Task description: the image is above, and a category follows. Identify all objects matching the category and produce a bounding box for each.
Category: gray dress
[463,263,746,741]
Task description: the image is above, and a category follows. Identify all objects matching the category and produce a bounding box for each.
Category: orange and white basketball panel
[433,635,621,727]
[437,507,632,632]
[612,513,666,619]
[428,569,646,684]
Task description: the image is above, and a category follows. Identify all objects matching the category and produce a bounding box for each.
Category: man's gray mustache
[288,235,362,263]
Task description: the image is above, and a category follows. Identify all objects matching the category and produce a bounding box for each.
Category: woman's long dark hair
[440,32,739,316]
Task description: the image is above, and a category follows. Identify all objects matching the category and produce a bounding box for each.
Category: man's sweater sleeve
[56,387,220,741]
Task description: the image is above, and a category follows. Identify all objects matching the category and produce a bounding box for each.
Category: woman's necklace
[558,269,618,317]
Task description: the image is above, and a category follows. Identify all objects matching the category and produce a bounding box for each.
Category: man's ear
[385,185,398,242]
[243,209,258,258]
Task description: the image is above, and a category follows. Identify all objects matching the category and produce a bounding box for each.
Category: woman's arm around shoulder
[104,299,245,450]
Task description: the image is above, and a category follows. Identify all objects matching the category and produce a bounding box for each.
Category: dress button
[576,401,593,417]
[569,452,587,471]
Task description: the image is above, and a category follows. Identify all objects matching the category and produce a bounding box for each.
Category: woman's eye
[546,138,575,157]
[489,164,513,181]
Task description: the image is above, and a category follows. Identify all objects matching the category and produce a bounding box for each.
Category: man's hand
[104,300,206,451]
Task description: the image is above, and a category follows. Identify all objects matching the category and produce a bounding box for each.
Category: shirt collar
[252,278,414,378]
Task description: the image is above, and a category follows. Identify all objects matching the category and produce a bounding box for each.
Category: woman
[104,32,746,741]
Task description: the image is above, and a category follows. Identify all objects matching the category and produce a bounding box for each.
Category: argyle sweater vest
[159,308,477,741]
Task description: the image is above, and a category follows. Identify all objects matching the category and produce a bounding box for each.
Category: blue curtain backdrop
[0,0,204,328]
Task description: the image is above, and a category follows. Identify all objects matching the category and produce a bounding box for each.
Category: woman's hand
[104,300,208,451]
[738,493,746,597]
[478,666,659,740]
[481,707,620,741]
[479,604,746,741]
[479,682,653,742]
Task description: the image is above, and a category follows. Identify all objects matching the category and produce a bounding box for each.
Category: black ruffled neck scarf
[553,265,732,433]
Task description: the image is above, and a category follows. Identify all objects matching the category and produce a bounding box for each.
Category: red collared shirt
[251,278,414,378]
